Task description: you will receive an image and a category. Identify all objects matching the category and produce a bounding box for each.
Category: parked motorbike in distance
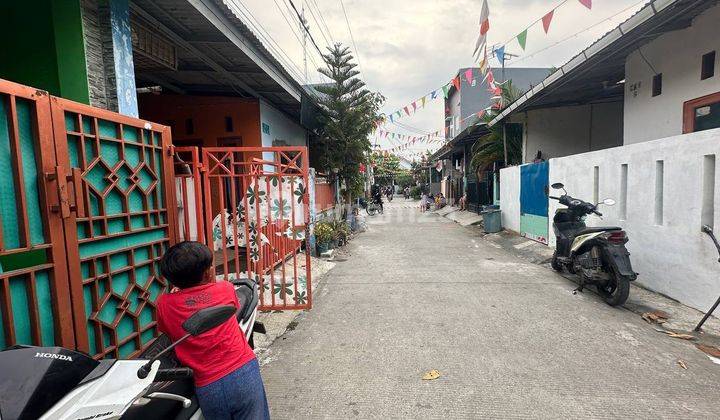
[548,182,637,306]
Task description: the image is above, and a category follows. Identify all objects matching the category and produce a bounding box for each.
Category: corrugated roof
[489,0,719,126]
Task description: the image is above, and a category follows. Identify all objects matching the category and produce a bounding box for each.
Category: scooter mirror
[551,183,564,189]
[182,305,236,336]
[602,198,616,206]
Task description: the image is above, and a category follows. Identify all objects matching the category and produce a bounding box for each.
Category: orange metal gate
[0,78,177,358]
[202,147,312,310]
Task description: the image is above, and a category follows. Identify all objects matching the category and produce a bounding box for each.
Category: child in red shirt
[157,241,269,419]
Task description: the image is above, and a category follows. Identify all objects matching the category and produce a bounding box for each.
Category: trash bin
[483,209,502,233]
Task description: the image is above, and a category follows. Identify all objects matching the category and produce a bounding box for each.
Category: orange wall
[138,94,262,148]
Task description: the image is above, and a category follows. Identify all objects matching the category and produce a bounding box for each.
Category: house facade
[431,67,548,211]
[495,0,720,312]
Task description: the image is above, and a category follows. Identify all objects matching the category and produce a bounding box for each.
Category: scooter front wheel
[597,274,630,306]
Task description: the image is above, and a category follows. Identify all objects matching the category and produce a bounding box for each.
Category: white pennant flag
[472,0,490,58]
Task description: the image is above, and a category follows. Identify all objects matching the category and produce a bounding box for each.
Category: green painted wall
[0,0,90,103]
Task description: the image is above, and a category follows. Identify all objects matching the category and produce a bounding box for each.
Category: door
[50,96,177,359]
[520,161,549,244]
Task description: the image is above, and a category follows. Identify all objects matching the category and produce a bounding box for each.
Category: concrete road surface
[260,199,720,419]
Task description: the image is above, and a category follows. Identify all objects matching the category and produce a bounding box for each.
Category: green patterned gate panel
[55,98,175,359]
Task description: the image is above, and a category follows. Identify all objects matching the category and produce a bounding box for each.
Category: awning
[130,0,315,121]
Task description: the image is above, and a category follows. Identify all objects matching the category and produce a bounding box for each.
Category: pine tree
[314,43,384,202]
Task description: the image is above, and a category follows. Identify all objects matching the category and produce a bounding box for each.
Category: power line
[226,0,310,85]
[309,0,335,45]
[286,0,324,56]
[338,0,365,76]
[304,0,333,49]
[507,0,646,66]
[273,0,325,82]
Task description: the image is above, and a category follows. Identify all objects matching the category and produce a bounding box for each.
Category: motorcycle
[0,278,265,420]
[548,182,637,306]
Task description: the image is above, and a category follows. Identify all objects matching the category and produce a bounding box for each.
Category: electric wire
[287,0,325,56]
[226,0,310,85]
[309,0,335,45]
[338,0,365,76]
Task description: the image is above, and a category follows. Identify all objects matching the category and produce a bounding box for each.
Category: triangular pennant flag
[442,84,450,99]
[430,90,438,100]
[473,0,490,57]
[479,46,488,74]
[403,106,411,116]
[486,70,495,85]
[495,46,505,63]
[452,76,461,92]
[396,111,402,118]
[578,0,592,9]
[517,29,527,50]
[542,10,554,34]
[421,96,427,108]
[389,114,394,123]
[464,68,473,84]
[412,101,417,111]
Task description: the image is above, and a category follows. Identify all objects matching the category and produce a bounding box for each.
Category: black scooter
[549,182,637,306]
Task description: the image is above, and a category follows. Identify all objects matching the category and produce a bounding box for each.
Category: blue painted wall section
[520,162,549,244]
[110,0,138,117]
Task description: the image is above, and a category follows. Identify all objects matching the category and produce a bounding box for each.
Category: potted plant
[329,220,350,247]
[314,222,334,254]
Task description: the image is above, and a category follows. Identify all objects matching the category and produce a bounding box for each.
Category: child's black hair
[160,241,213,289]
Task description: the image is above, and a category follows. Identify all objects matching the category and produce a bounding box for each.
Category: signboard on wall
[262,122,270,135]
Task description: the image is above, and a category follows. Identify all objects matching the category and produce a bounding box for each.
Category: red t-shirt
[157,281,256,387]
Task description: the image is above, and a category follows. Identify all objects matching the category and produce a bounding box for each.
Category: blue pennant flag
[495,45,505,63]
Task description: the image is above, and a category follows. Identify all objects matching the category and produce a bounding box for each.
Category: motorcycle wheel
[367,206,377,216]
[551,251,563,272]
[597,274,630,306]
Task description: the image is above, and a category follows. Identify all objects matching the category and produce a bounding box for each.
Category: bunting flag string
[481,0,595,66]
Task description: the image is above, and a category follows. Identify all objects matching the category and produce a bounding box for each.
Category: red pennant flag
[412,101,417,111]
[542,11,554,33]
[464,68,473,84]
[578,0,592,9]
[404,106,411,116]
[486,70,495,85]
[452,76,461,92]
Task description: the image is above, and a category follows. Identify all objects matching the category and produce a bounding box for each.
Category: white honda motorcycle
[0,278,264,420]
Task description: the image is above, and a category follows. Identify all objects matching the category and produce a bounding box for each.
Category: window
[652,73,662,97]
[185,118,194,135]
[225,116,234,132]
[683,92,720,133]
[702,51,716,80]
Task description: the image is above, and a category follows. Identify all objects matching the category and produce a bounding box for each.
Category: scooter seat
[577,226,622,235]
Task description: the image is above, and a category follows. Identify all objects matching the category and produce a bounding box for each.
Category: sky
[237,0,646,157]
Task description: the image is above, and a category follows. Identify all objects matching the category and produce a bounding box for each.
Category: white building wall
[624,5,720,144]
[549,128,720,311]
[259,99,307,162]
[522,102,623,163]
[499,165,521,233]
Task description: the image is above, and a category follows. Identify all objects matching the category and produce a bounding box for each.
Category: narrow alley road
[260,200,720,419]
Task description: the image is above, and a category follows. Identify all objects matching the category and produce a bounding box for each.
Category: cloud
[240,0,644,151]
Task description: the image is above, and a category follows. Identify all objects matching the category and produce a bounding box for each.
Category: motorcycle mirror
[602,198,616,206]
[551,183,565,190]
[182,305,237,336]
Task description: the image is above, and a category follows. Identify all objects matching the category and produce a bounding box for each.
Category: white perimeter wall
[499,165,520,233]
[501,128,720,311]
[624,5,720,144]
[520,102,623,163]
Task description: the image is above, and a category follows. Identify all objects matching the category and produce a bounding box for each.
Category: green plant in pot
[329,220,350,247]
[315,222,334,254]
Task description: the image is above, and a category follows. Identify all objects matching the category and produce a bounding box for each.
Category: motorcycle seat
[577,226,622,235]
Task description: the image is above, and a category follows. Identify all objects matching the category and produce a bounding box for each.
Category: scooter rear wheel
[597,274,630,306]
